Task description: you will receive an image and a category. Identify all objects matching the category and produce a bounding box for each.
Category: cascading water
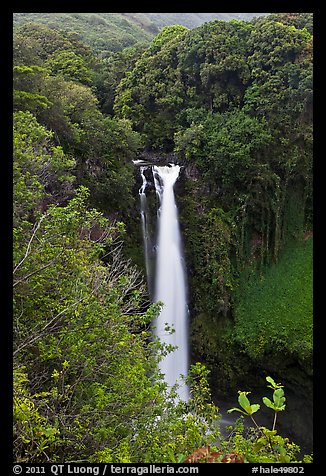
[139,167,151,290]
[153,165,189,401]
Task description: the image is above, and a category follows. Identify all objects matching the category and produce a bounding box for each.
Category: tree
[114,25,188,150]
[13,65,52,114]
[45,50,94,86]
[190,110,273,194]
[13,187,155,461]
[94,45,145,114]
[13,110,75,226]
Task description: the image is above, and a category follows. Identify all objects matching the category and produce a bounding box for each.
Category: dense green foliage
[13,13,267,57]
[13,12,313,463]
[234,238,313,369]
[13,13,155,57]
[13,22,142,216]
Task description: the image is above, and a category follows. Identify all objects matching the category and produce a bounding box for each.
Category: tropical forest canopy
[13,12,313,464]
[13,13,268,57]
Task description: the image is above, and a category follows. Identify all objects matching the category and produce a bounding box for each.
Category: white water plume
[152,165,189,401]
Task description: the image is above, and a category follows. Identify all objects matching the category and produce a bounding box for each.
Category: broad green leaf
[250,404,260,414]
[273,388,286,409]
[238,391,252,413]
[263,396,275,409]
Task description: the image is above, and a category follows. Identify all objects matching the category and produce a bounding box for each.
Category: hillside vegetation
[234,238,313,367]
[13,12,267,56]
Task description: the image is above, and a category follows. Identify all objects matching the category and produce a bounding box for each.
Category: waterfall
[139,167,151,290]
[137,163,189,400]
[152,165,189,401]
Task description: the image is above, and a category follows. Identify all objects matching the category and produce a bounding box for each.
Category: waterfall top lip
[133,159,184,169]
[133,150,179,165]
[132,159,150,165]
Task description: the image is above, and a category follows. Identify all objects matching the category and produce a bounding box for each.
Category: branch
[13,249,64,288]
[13,214,46,274]
[13,270,105,356]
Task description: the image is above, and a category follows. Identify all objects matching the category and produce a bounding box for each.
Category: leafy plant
[228,391,261,418]
[225,376,311,463]
[263,376,286,430]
